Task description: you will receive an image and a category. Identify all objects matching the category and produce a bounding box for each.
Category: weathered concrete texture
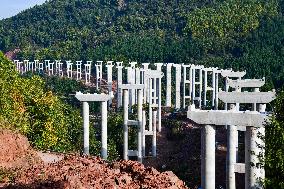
[75,92,112,102]
[221,69,246,78]
[173,64,181,109]
[227,78,265,89]
[119,84,144,90]
[166,63,173,107]
[245,127,265,189]
[201,125,216,189]
[218,91,276,104]
[187,106,267,127]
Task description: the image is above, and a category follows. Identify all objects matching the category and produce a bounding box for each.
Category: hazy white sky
[0,0,47,20]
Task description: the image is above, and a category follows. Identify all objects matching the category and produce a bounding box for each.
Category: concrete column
[123,89,129,160]
[127,67,135,106]
[23,60,28,72]
[199,69,203,108]
[58,61,64,77]
[153,77,157,105]
[212,72,216,107]
[235,87,241,111]
[182,65,186,109]
[192,67,196,103]
[152,110,157,157]
[148,78,153,131]
[44,60,50,72]
[174,64,181,109]
[226,105,238,189]
[116,62,123,108]
[245,103,265,189]
[106,61,114,107]
[95,61,103,89]
[136,68,141,84]
[67,61,73,78]
[215,73,219,110]
[245,126,265,189]
[84,61,91,83]
[166,63,173,107]
[38,62,44,74]
[155,63,164,128]
[189,66,193,104]
[142,110,146,157]
[142,63,150,103]
[83,102,90,155]
[101,101,108,159]
[76,61,82,80]
[137,89,143,163]
[155,63,163,130]
[158,77,162,132]
[225,77,229,110]
[252,88,260,111]
[203,70,208,107]
[130,63,137,105]
[201,125,216,189]
[48,62,54,76]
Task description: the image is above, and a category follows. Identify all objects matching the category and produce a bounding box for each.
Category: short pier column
[123,89,129,160]
[75,92,112,159]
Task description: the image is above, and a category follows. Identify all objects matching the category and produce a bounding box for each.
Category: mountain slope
[0,0,284,88]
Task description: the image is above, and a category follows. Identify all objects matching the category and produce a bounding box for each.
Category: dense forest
[0,0,284,89]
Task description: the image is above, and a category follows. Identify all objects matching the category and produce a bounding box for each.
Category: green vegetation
[0,52,124,161]
[265,91,284,188]
[0,51,80,151]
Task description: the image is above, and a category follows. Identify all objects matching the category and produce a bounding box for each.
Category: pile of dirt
[2,155,187,189]
[0,129,41,169]
[0,129,188,188]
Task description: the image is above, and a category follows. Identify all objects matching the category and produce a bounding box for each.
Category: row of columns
[15,59,249,112]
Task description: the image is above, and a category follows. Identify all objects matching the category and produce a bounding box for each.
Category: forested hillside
[0,0,284,88]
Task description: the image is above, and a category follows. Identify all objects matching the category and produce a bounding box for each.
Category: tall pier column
[106,61,114,107]
[245,104,266,189]
[191,66,196,104]
[123,89,129,160]
[101,101,108,159]
[226,104,238,189]
[201,125,216,189]
[83,102,90,155]
[174,64,181,109]
[215,72,219,110]
[95,61,103,89]
[116,62,123,109]
[203,70,208,106]
[155,63,163,132]
[142,110,146,157]
[76,61,82,80]
[166,63,173,107]
[152,110,157,157]
[137,89,143,163]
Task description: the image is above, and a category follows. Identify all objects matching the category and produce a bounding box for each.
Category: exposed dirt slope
[0,129,188,189]
[0,129,41,169]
